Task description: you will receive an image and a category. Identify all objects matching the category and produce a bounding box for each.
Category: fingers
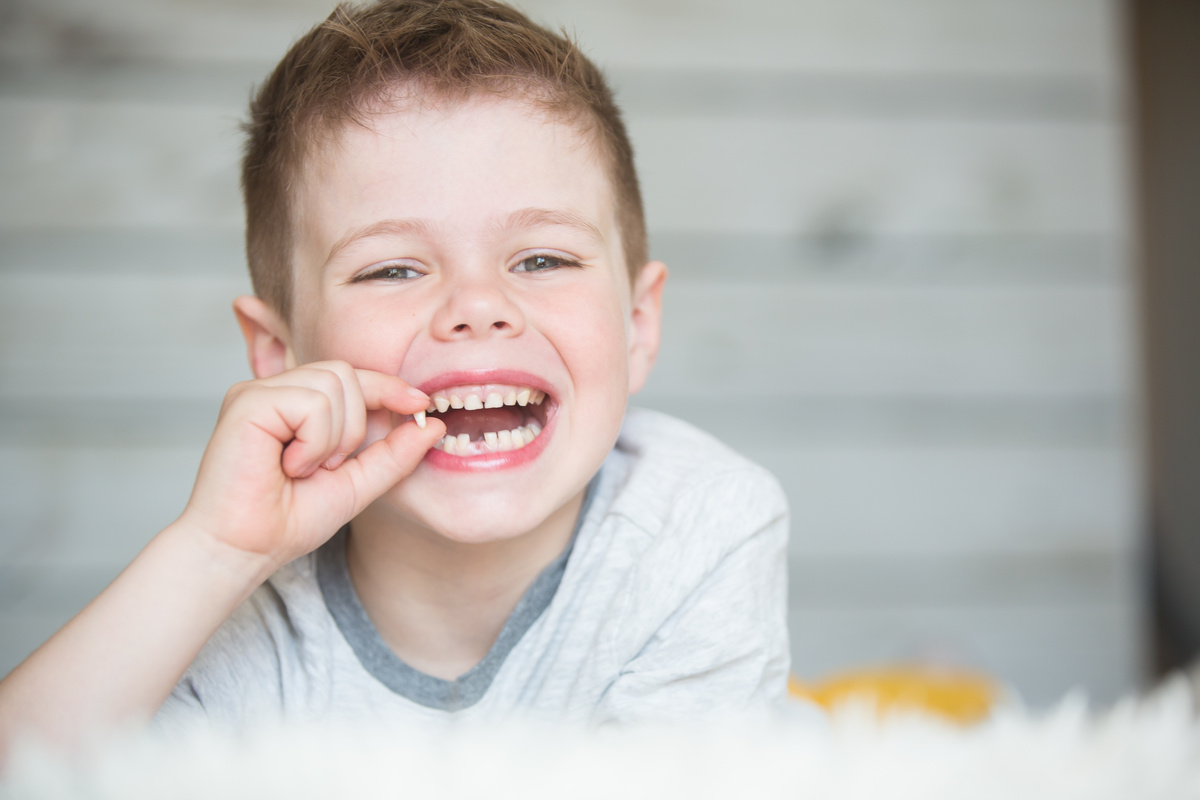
[247,363,430,478]
[337,414,446,513]
[355,369,432,417]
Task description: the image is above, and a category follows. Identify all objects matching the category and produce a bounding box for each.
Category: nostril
[453,323,469,333]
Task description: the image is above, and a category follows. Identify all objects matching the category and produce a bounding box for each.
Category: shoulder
[566,410,791,722]
[574,408,789,598]
[603,407,788,547]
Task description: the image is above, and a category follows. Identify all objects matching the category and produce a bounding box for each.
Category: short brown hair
[242,0,647,317]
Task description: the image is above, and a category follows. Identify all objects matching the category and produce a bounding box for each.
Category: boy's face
[269,95,663,544]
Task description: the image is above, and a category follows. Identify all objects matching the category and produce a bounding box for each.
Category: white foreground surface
[3,679,1197,800]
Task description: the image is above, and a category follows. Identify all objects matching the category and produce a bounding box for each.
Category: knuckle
[220,380,256,412]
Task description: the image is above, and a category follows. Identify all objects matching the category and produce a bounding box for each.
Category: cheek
[547,294,631,391]
[304,308,419,371]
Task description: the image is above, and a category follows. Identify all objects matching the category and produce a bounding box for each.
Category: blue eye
[512,254,581,273]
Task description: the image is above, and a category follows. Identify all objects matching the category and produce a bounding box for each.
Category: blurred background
[0,0,1194,708]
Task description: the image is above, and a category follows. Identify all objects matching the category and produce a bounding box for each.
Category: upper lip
[415,369,555,401]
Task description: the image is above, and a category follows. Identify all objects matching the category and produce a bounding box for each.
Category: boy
[0,0,788,750]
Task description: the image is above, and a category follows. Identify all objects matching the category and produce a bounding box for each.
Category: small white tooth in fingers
[449,394,465,409]
[483,431,498,451]
[442,435,458,455]
[516,388,531,406]
[503,389,517,406]
[414,411,426,429]
[498,430,513,451]
[485,392,503,408]
[456,433,470,452]
[464,393,483,411]
[434,395,450,413]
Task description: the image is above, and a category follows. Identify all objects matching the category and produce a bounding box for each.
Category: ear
[232,295,298,378]
[627,260,667,395]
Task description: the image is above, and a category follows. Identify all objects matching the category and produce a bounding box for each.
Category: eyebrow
[325,218,438,264]
[500,207,604,245]
[324,207,604,265]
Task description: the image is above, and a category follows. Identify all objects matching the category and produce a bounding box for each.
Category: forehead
[290,95,619,263]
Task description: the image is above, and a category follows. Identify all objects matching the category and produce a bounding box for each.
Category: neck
[345,489,585,680]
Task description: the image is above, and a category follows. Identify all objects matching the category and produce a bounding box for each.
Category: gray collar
[317,477,598,712]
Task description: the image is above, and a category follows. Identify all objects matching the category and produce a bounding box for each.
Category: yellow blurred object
[789,667,998,725]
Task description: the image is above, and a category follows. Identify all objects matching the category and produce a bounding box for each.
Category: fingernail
[324,453,346,470]
[407,387,428,400]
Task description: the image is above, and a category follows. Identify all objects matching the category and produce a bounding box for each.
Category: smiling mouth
[420,383,549,456]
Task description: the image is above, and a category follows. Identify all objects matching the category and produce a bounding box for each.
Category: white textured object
[3,679,1198,799]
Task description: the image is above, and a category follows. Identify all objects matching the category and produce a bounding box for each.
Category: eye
[511,253,582,273]
[354,262,424,282]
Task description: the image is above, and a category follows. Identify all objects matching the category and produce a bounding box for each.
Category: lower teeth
[434,423,542,456]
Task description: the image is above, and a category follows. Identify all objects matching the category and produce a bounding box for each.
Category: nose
[430,273,526,341]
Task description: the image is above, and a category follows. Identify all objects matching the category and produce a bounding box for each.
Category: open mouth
[418,383,550,456]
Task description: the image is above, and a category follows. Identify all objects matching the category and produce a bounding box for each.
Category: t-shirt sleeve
[591,466,790,726]
[150,582,293,735]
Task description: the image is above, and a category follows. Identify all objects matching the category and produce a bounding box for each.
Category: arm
[0,362,445,760]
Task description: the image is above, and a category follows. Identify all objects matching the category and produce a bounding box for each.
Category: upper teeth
[425,385,546,414]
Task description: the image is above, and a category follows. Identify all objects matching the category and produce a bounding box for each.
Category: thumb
[337,418,446,515]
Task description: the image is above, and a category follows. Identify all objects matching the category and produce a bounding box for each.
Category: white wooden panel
[0,229,247,278]
[1,0,1119,79]
[0,100,1124,235]
[649,233,1124,284]
[524,0,1119,78]
[612,71,1114,121]
[0,99,244,229]
[751,446,1138,557]
[638,396,1125,448]
[0,0,334,64]
[789,602,1142,706]
[0,274,249,399]
[631,117,1125,236]
[0,447,201,567]
[789,552,1133,607]
[648,283,1133,397]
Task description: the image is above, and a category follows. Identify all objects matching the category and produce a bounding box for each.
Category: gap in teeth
[433,420,542,456]
[424,383,547,456]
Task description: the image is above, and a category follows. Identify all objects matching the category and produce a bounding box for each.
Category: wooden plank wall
[0,0,1140,706]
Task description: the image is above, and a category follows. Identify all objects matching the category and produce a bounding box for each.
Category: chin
[378,481,567,547]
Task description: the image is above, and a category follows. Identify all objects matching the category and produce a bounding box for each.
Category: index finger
[354,369,431,416]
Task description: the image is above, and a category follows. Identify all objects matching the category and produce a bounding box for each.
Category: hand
[178,361,446,569]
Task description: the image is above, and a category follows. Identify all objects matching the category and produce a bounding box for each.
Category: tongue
[436,407,528,438]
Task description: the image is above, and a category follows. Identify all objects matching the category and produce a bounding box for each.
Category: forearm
[0,518,275,760]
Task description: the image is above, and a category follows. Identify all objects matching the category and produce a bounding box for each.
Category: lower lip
[422,411,555,473]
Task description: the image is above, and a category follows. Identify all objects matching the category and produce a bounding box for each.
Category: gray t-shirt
[154,408,790,731]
